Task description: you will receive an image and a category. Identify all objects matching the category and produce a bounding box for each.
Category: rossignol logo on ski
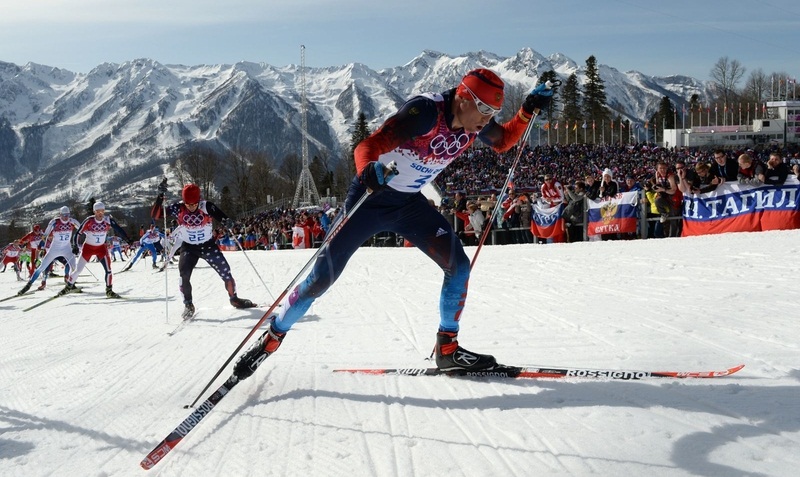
[174,400,217,438]
[564,369,651,380]
[465,371,512,378]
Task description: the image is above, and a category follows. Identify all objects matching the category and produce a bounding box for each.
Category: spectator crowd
[209,142,800,249]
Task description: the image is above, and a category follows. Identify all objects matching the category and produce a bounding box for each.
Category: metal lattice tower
[292,45,321,207]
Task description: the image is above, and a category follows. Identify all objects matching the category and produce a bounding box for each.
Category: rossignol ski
[140,376,239,470]
[333,363,745,380]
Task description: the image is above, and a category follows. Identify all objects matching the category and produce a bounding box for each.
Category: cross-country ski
[334,364,746,380]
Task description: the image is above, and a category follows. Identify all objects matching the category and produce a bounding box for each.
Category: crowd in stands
[217,207,336,251]
[435,142,799,198]
[206,142,800,250]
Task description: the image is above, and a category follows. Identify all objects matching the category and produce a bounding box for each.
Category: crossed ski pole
[469,81,557,270]
[225,227,275,303]
[186,162,397,408]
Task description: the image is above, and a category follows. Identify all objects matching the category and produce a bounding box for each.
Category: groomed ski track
[1,230,799,476]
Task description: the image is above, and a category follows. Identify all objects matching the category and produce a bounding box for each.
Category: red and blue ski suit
[273,88,531,334]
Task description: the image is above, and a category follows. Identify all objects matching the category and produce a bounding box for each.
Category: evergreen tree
[348,112,372,178]
[561,73,583,127]
[219,186,233,217]
[689,93,702,127]
[649,96,676,135]
[581,55,610,135]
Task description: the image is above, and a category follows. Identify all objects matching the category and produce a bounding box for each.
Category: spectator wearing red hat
[151,181,256,319]
[233,67,554,381]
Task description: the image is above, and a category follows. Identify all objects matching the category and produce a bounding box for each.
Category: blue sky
[1,0,798,82]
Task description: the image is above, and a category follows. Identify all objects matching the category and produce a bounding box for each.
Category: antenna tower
[292,44,321,207]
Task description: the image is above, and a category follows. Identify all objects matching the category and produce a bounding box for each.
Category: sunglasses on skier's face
[461,83,500,116]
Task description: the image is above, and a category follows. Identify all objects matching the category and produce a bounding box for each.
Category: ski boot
[230,295,257,309]
[434,331,497,371]
[181,303,195,320]
[37,283,46,291]
[106,286,121,299]
[57,283,81,296]
[233,323,285,381]
[17,283,31,296]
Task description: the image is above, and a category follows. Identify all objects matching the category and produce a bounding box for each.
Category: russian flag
[530,203,565,240]
[586,192,639,236]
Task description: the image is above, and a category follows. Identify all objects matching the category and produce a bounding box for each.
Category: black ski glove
[522,82,555,115]
[359,162,398,192]
[157,178,168,195]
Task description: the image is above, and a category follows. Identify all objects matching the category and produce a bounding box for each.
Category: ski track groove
[384,382,408,477]
[358,264,434,357]
[525,407,586,474]
[637,316,765,365]
[2,235,799,476]
[339,383,381,476]
[441,396,518,476]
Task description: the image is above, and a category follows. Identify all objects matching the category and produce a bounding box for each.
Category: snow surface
[2,230,799,477]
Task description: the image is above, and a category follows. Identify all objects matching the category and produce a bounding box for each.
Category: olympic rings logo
[88,222,107,232]
[182,213,205,227]
[429,133,470,158]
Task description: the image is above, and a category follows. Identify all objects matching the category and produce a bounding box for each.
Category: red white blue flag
[530,203,565,240]
[586,192,639,236]
[681,179,800,236]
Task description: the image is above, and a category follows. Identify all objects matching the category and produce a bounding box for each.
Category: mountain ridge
[0,48,709,219]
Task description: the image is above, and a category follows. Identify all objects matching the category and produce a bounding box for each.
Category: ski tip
[727,364,745,374]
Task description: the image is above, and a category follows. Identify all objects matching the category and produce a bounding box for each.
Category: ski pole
[469,80,558,270]
[226,227,275,303]
[163,197,169,323]
[186,162,398,408]
[83,263,100,281]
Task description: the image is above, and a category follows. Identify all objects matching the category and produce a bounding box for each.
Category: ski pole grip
[384,161,399,179]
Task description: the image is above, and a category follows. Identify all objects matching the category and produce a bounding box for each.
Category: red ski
[333,364,745,380]
[140,376,239,470]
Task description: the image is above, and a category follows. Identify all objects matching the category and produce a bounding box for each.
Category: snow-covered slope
[1,229,798,476]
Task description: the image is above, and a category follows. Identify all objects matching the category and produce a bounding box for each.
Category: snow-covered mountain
[0,48,709,218]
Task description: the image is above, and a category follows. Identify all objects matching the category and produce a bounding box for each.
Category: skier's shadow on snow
[243,375,798,477]
[0,406,143,459]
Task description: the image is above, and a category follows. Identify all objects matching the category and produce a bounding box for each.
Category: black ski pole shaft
[469,109,540,271]
[469,79,559,269]
[227,229,275,303]
[186,184,377,408]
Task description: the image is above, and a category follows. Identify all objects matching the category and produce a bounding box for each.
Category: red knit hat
[182,184,201,204]
[456,68,504,109]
